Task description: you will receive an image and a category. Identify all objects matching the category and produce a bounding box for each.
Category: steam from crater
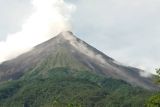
[0,0,76,63]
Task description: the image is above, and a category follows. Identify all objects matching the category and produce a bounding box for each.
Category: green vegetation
[0,67,153,107]
[146,68,160,107]
[155,68,160,84]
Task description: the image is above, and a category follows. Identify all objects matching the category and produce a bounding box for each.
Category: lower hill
[0,67,153,107]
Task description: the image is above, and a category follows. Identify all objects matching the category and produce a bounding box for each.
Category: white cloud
[0,0,75,63]
[0,0,32,40]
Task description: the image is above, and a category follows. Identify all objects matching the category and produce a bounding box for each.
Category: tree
[146,68,160,107]
[155,68,160,84]
[146,93,160,107]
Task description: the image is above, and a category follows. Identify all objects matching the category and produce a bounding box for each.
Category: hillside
[0,67,153,107]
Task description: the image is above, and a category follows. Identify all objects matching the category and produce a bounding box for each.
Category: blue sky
[0,0,160,73]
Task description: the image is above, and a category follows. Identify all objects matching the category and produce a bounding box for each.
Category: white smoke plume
[0,0,76,63]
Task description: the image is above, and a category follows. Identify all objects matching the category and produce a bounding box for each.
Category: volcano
[0,31,160,107]
[0,31,158,90]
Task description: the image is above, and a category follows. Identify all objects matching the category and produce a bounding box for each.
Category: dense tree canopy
[0,68,152,107]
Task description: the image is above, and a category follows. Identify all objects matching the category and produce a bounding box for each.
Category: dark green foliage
[0,81,21,100]
[0,67,153,107]
[146,69,160,107]
[155,68,160,84]
[146,93,160,107]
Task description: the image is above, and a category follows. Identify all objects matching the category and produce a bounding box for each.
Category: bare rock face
[0,31,159,90]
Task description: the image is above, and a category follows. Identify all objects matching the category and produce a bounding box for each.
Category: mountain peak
[60,31,74,36]
[57,31,75,40]
[0,31,159,90]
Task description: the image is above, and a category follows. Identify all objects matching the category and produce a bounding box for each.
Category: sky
[0,0,160,74]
